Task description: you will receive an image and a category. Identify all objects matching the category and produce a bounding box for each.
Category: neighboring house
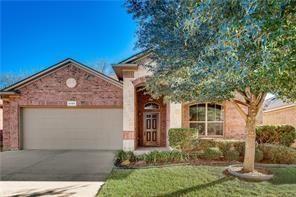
[0,51,246,151]
[263,97,296,128]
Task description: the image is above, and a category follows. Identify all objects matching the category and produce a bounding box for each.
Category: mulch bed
[115,159,241,169]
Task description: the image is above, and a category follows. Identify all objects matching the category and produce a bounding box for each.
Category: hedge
[258,144,296,164]
[169,128,198,151]
[256,125,296,147]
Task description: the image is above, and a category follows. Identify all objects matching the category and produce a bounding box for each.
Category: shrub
[258,144,296,164]
[224,149,240,161]
[216,142,232,155]
[142,151,188,164]
[232,142,245,156]
[255,149,264,162]
[256,125,296,147]
[169,128,198,151]
[193,139,217,151]
[115,150,136,165]
[201,147,223,160]
[256,125,279,144]
[277,125,296,147]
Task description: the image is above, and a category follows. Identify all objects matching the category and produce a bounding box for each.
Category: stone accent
[122,71,134,78]
[123,139,134,151]
[132,76,149,87]
[3,63,123,150]
[168,103,182,128]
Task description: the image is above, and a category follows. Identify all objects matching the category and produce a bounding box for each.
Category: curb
[227,165,274,181]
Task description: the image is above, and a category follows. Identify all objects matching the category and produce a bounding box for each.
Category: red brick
[3,63,123,150]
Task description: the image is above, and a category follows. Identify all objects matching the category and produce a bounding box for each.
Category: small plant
[115,150,136,165]
[255,149,264,162]
[224,149,240,161]
[201,147,223,160]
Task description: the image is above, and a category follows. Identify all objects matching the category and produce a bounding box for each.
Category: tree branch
[237,90,251,103]
[257,93,267,111]
[231,99,247,122]
[234,99,249,107]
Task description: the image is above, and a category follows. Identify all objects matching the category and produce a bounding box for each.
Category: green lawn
[98,165,296,197]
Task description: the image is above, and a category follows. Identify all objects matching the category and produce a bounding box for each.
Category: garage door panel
[22,108,123,150]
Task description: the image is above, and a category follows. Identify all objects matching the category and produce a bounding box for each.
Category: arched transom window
[144,102,160,110]
[189,103,224,136]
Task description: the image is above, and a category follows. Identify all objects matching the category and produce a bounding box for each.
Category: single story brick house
[0,51,246,151]
[263,97,296,128]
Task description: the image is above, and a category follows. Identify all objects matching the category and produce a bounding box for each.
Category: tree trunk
[243,105,257,172]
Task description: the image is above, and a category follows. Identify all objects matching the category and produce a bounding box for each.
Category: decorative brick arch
[132,76,150,87]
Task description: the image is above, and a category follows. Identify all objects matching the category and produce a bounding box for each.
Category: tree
[0,73,27,89]
[126,0,295,172]
[92,60,114,76]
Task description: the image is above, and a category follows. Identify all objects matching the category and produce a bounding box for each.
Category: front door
[143,112,160,146]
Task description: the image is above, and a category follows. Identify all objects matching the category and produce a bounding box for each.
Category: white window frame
[144,102,160,110]
[189,103,224,137]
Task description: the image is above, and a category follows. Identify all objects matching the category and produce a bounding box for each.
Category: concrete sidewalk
[0,181,104,197]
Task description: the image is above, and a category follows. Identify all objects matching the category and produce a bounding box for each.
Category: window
[189,103,224,136]
[144,102,159,110]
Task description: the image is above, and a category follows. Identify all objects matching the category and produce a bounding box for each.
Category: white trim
[3,59,123,91]
[263,104,296,113]
[189,103,224,136]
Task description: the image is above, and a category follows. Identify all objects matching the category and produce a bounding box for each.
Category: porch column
[166,102,182,146]
[122,76,136,151]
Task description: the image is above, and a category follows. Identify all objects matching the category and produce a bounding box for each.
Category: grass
[98,165,296,197]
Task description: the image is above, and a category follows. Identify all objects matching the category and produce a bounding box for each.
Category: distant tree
[0,73,26,89]
[92,60,114,76]
[126,0,295,172]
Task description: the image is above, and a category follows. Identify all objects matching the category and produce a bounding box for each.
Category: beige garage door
[21,108,123,150]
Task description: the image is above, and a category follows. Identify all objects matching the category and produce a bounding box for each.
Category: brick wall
[3,63,123,150]
[263,106,296,128]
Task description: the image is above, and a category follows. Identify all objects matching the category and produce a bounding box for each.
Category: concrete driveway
[0,150,115,196]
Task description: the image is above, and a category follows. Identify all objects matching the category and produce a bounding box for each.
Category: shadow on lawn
[269,168,296,185]
[156,176,234,197]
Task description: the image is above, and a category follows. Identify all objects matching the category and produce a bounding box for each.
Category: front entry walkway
[0,150,115,196]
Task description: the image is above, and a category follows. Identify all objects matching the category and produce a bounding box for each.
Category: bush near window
[258,144,296,164]
[224,149,240,161]
[193,139,245,157]
[169,128,198,151]
[201,147,223,160]
[256,125,296,147]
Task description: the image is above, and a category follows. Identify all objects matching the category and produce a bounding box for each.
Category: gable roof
[1,58,123,92]
[263,97,296,111]
[117,49,152,64]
